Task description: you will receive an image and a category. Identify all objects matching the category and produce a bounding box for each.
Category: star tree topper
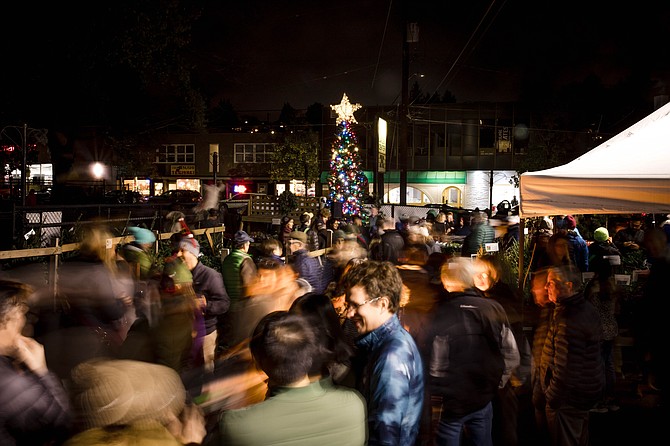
[331,93,362,124]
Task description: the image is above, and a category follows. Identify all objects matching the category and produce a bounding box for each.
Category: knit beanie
[128,226,156,245]
[594,227,609,242]
[70,359,185,429]
[178,235,201,258]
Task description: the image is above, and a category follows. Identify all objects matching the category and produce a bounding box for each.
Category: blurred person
[65,358,205,445]
[287,231,326,294]
[368,214,405,265]
[529,268,553,444]
[540,265,603,446]
[219,311,367,446]
[367,204,380,238]
[120,226,157,281]
[562,215,589,272]
[636,228,670,397]
[202,208,222,228]
[228,259,307,351]
[121,256,202,376]
[219,230,257,354]
[427,257,519,446]
[584,239,621,413]
[473,255,532,446]
[546,232,572,267]
[461,211,495,257]
[176,231,230,373]
[341,260,424,446]
[395,246,442,445]
[341,221,369,251]
[529,217,555,271]
[289,292,356,386]
[0,280,72,446]
[34,224,134,380]
[501,215,520,252]
[326,229,368,285]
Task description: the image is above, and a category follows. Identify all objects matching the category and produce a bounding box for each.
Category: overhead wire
[421,0,507,105]
[371,0,394,89]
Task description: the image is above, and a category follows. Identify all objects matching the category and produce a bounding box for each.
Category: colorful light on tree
[327,93,365,216]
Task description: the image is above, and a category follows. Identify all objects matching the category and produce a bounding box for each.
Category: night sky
[2,0,669,127]
[189,0,670,111]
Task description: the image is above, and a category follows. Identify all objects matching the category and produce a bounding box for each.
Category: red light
[233,184,247,194]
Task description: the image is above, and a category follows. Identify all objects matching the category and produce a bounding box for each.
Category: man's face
[531,274,550,307]
[545,270,572,303]
[176,248,198,270]
[631,220,642,230]
[345,285,388,335]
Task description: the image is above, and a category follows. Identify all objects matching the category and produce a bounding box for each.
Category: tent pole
[519,218,526,292]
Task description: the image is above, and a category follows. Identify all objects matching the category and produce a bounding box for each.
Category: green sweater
[219,377,367,446]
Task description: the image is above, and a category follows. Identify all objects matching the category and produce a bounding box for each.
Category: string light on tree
[327,93,365,216]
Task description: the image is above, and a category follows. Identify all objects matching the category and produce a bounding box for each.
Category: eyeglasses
[345,296,381,312]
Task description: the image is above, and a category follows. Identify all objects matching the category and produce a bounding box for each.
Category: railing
[0,226,226,296]
[243,195,322,223]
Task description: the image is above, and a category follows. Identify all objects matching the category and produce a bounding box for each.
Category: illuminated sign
[233,184,247,194]
[170,165,196,175]
[377,118,387,173]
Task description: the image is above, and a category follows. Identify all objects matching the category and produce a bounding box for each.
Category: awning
[320,170,467,184]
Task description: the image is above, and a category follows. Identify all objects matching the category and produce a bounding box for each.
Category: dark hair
[260,238,282,257]
[0,280,32,327]
[289,293,354,378]
[341,260,402,313]
[250,311,320,387]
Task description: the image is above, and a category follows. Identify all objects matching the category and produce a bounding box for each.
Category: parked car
[147,189,203,207]
[103,189,144,204]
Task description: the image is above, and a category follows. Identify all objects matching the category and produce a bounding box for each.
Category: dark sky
[189,0,670,112]
[2,0,669,128]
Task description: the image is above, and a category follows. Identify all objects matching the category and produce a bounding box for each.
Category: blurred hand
[14,336,48,376]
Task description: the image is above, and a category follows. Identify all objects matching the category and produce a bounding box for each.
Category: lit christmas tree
[327,93,365,216]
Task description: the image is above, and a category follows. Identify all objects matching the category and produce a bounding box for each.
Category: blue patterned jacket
[355,314,424,446]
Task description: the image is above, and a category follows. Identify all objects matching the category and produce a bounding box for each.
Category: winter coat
[427,288,519,418]
[538,291,603,410]
[354,315,424,446]
[0,356,72,445]
[290,249,325,294]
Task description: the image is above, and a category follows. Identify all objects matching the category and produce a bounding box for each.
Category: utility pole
[399,4,409,206]
[22,124,27,207]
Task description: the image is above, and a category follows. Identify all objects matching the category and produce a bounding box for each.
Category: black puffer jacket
[539,291,603,410]
[0,357,72,445]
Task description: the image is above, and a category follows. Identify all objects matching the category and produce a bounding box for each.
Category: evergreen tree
[327,94,365,216]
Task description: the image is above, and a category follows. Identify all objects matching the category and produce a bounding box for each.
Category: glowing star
[331,93,362,124]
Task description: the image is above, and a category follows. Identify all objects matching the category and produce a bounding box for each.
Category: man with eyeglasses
[341,260,424,446]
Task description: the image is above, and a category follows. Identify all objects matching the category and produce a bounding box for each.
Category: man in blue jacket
[341,260,424,446]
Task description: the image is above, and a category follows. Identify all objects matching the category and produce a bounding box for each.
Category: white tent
[520,102,670,217]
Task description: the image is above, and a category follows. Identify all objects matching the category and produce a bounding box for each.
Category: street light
[0,124,48,206]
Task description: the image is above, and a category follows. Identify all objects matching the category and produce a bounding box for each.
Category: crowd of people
[0,207,667,446]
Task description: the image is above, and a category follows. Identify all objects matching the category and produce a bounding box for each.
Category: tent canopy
[520,102,670,217]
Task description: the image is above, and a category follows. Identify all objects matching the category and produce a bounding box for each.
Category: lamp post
[0,124,48,206]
